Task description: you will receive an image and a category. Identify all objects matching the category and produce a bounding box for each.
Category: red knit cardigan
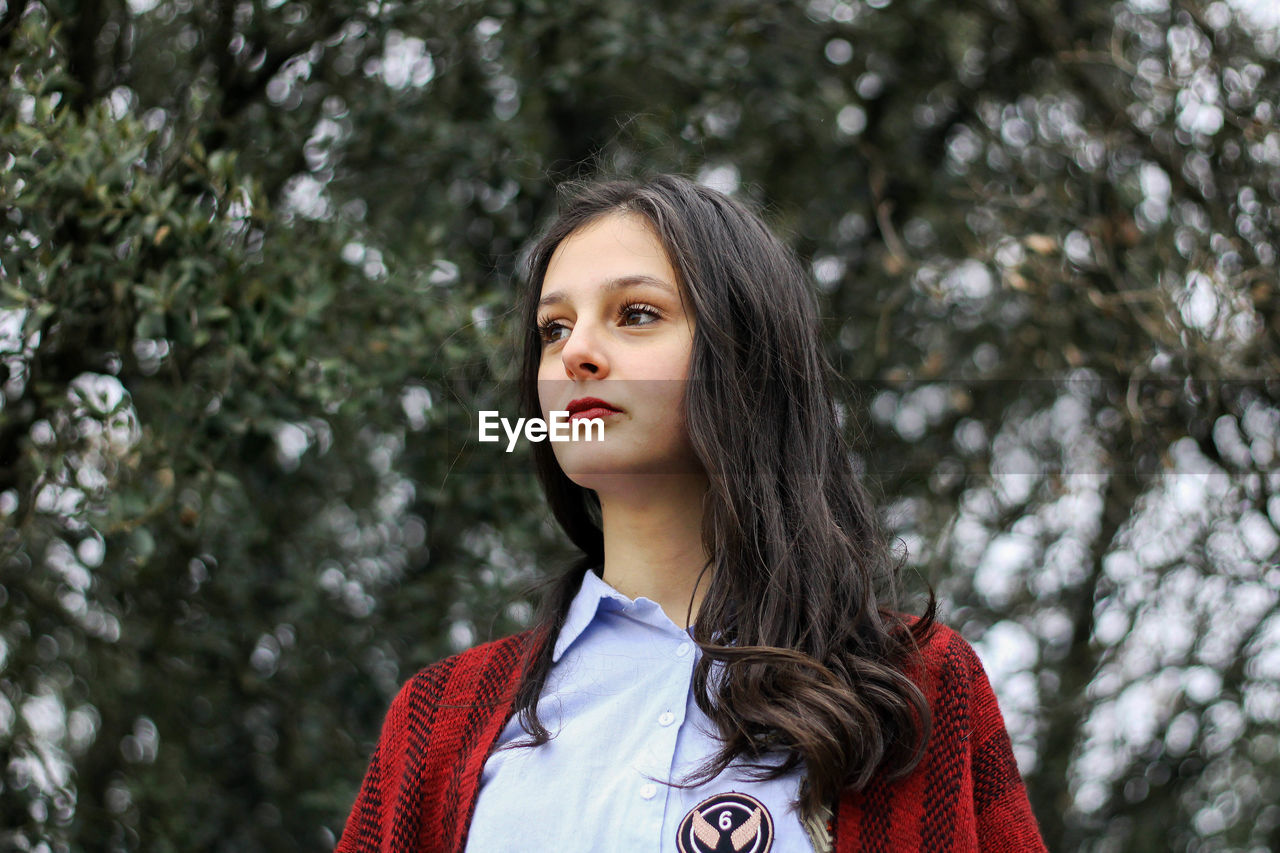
[337,623,1047,852]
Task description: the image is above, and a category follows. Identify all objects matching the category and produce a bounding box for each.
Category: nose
[559,321,609,380]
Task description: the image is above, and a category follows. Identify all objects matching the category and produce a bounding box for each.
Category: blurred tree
[0,0,1277,850]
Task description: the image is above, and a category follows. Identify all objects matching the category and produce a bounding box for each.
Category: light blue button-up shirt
[465,568,812,852]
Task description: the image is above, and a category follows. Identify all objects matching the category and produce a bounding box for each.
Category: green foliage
[2,10,534,850]
[1,0,1277,850]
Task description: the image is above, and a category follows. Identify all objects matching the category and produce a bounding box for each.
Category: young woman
[336,175,1047,852]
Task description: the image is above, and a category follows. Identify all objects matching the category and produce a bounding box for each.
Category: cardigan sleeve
[829,624,1049,852]
[959,637,1048,853]
[335,661,452,853]
[335,630,539,853]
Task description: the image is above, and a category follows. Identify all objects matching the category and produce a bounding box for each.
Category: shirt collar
[551,568,695,663]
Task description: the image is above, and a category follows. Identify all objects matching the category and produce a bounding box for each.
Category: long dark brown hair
[506,173,937,822]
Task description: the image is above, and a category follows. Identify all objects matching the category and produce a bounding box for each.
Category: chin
[555,452,706,492]
[555,453,646,491]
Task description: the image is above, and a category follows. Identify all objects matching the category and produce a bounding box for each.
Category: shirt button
[640,783,658,800]
[675,642,691,658]
[659,711,675,726]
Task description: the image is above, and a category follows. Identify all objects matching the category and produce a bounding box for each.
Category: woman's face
[535,211,702,490]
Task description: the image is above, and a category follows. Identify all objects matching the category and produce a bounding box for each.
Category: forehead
[541,212,676,295]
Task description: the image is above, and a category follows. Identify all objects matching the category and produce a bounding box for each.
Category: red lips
[566,397,622,419]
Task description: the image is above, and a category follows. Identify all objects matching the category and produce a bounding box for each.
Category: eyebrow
[537,274,678,309]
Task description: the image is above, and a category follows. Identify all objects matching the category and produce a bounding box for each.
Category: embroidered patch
[676,792,774,853]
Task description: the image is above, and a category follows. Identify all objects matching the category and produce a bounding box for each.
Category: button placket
[625,620,698,833]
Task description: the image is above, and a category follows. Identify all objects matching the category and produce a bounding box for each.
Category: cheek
[672,329,695,381]
[536,349,554,376]
[535,374,560,417]
[646,335,694,381]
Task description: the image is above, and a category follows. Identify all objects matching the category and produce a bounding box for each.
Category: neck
[594,473,711,628]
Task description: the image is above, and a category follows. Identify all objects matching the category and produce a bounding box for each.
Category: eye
[536,317,570,345]
[618,302,662,326]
